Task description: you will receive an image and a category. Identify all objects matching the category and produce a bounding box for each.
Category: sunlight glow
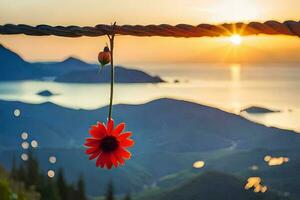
[230,64,241,83]
[230,34,242,45]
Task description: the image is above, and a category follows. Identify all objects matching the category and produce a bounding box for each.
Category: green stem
[108,37,114,120]
[108,23,116,120]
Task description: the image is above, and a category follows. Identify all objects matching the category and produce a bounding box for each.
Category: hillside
[0,98,299,196]
[141,171,289,200]
[0,98,298,151]
[0,44,48,80]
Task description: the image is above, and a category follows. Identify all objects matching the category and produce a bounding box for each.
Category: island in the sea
[241,106,281,114]
[36,90,57,97]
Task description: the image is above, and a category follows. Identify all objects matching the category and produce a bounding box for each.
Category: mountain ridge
[0,44,164,83]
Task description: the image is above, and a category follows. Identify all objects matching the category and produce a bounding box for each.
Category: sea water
[0,63,299,132]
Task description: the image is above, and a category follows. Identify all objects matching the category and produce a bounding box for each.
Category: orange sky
[0,0,300,67]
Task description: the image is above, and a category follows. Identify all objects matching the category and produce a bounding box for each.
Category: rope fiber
[0,20,299,38]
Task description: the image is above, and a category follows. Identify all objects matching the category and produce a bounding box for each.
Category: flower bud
[98,46,111,66]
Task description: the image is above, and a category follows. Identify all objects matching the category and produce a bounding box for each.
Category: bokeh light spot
[49,156,57,164]
[264,155,289,166]
[31,140,38,148]
[47,170,55,178]
[21,132,29,140]
[250,165,259,171]
[21,141,30,149]
[14,109,21,117]
[264,155,271,162]
[245,177,267,193]
[193,160,205,168]
[21,153,28,161]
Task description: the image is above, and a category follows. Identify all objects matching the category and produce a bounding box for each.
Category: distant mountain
[0,98,299,196]
[0,44,47,80]
[0,98,298,152]
[0,44,164,83]
[31,56,96,76]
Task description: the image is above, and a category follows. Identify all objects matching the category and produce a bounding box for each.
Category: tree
[40,178,60,200]
[56,169,69,200]
[76,174,87,200]
[106,181,114,200]
[123,193,131,200]
[10,156,18,180]
[25,150,40,186]
[17,164,26,183]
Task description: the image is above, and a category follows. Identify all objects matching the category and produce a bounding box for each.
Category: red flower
[84,119,134,169]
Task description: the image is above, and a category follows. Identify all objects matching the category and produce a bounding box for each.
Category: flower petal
[89,122,107,138]
[96,153,107,168]
[84,140,100,147]
[107,119,114,135]
[89,151,101,160]
[118,148,131,160]
[85,147,100,155]
[117,132,132,141]
[113,123,125,136]
[86,138,101,142]
[120,139,134,148]
[110,153,118,167]
[106,160,113,169]
[114,152,125,165]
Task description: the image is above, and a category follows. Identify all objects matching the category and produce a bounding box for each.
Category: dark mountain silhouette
[31,56,95,76]
[0,44,164,83]
[0,98,299,196]
[55,67,164,83]
[0,44,48,80]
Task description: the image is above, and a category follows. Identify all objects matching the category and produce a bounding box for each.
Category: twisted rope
[0,20,299,38]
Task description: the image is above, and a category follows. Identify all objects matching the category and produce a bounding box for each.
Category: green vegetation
[0,164,39,200]
[4,151,88,200]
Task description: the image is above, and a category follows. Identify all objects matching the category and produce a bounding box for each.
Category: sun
[230,34,242,45]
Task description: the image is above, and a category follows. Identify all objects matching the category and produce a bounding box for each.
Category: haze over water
[0,63,299,133]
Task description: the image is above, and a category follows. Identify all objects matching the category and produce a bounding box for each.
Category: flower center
[100,136,119,152]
